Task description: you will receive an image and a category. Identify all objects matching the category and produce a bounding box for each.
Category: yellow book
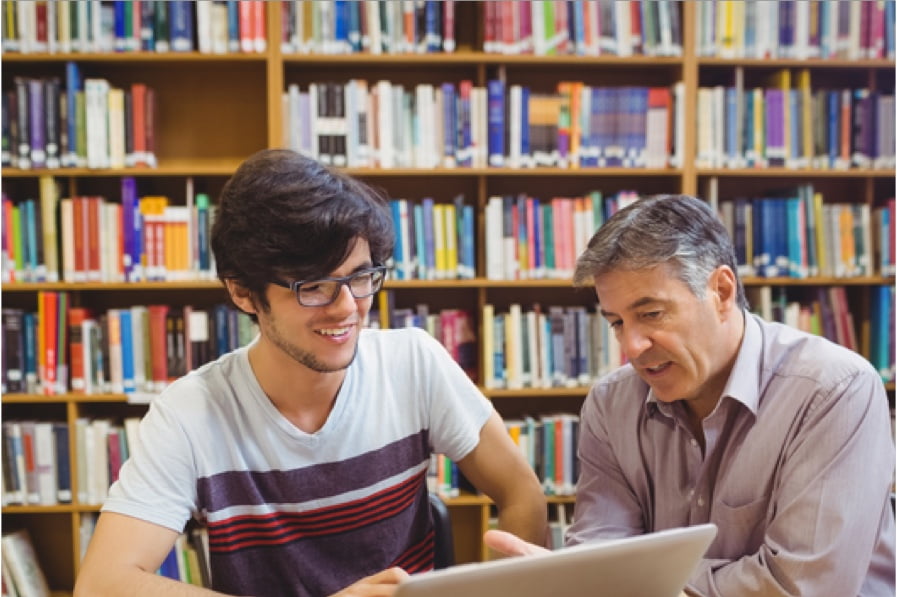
[444,203,457,278]
[797,69,813,168]
[433,203,447,279]
[482,304,495,389]
[39,176,59,282]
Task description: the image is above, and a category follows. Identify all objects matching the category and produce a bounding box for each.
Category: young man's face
[594,263,734,419]
[256,238,376,374]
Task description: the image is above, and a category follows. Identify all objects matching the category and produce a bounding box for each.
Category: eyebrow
[599,297,662,319]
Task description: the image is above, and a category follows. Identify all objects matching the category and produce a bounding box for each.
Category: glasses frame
[271,265,388,307]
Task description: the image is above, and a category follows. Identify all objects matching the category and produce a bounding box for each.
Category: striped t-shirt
[103,327,492,596]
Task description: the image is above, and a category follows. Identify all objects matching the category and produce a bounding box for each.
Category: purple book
[27,79,46,169]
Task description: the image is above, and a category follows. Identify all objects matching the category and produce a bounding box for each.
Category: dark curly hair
[211,149,394,317]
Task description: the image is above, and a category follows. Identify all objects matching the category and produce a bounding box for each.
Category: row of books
[750,284,894,382]
[2,0,267,55]
[696,0,896,60]
[482,304,623,392]
[3,63,158,170]
[1,298,257,397]
[2,529,52,597]
[429,412,581,498]
[483,191,637,282]
[372,298,477,383]
[482,0,682,57]
[1,420,70,507]
[283,79,681,171]
[696,78,895,171]
[280,0,455,55]
[2,178,215,284]
[718,192,895,279]
[387,196,474,281]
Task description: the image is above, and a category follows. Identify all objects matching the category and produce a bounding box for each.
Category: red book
[87,197,102,282]
[252,0,266,52]
[40,291,58,395]
[107,427,122,483]
[239,0,253,53]
[442,0,455,52]
[72,196,87,282]
[144,86,157,167]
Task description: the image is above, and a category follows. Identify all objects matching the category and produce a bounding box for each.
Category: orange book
[147,304,169,392]
[87,197,102,282]
[130,83,147,167]
[72,196,87,282]
[239,0,253,53]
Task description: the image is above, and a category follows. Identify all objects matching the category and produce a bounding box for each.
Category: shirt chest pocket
[711,494,770,558]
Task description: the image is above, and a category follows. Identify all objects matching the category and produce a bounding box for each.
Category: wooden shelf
[696,57,896,69]
[697,168,896,178]
[1,51,268,63]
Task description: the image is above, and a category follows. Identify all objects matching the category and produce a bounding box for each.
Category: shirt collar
[645,309,761,417]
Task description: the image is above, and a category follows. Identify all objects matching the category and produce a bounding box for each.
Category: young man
[485,195,895,596]
[75,149,546,597]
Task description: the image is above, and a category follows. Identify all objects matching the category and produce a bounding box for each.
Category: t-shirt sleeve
[101,389,199,532]
[411,329,493,462]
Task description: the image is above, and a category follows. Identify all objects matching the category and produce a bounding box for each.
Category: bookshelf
[1,1,894,592]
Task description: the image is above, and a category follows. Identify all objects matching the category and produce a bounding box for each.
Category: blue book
[487,79,506,167]
[493,314,506,387]
[121,177,142,282]
[532,198,542,278]
[169,0,194,52]
[22,312,38,393]
[726,87,738,167]
[461,204,475,279]
[785,197,803,278]
[113,1,127,51]
[424,0,440,52]
[158,545,180,579]
[196,193,211,274]
[413,203,426,279]
[118,309,136,394]
[214,305,230,357]
[421,198,436,279]
[226,0,240,52]
[743,90,755,166]
[23,200,38,280]
[458,82,473,167]
[826,91,838,169]
[886,1,896,59]
[334,0,349,52]
[64,62,81,167]
[441,83,457,167]
[520,86,531,166]
[572,0,585,55]
[347,0,362,52]
[53,422,72,503]
[140,1,155,51]
[389,200,404,280]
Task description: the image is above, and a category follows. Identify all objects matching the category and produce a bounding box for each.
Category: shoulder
[758,317,878,391]
[584,364,649,417]
[150,347,250,419]
[358,326,447,359]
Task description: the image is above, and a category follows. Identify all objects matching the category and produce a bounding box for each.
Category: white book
[485,196,504,280]
[196,0,214,53]
[508,85,522,168]
[525,310,540,388]
[89,418,110,504]
[32,422,56,506]
[376,80,395,168]
[107,87,126,169]
[2,530,50,597]
[506,304,523,390]
[74,418,90,504]
[130,306,148,392]
[84,78,110,169]
[211,1,229,54]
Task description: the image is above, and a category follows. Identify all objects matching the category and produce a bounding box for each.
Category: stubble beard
[270,328,359,373]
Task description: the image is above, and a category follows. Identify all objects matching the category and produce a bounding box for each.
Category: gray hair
[573,194,748,310]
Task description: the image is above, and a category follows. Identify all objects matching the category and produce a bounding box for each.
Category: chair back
[428,492,455,569]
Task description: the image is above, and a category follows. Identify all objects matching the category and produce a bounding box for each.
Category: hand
[330,567,409,597]
[483,529,551,558]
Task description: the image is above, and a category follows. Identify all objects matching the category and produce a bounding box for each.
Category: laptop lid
[395,523,717,597]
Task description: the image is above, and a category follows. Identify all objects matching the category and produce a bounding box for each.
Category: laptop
[394,523,717,597]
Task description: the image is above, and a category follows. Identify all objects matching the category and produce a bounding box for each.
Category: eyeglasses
[271,265,387,307]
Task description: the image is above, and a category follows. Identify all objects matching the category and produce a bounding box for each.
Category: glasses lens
[298,281,338,306]
[348,269,384,298]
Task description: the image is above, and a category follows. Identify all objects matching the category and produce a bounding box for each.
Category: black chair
[429,492,455,569]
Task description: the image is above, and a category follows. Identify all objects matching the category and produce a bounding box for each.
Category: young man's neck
[247,342,347,433]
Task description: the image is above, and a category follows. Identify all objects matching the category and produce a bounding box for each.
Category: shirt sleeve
[102,391,199,532]
[687,366,895,596]
[413,329,493,462]
[565,381,647,544]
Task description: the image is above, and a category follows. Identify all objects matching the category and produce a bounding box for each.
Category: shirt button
[690,438,698,447]
[697,497,705,507]
[687,489,695,499]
